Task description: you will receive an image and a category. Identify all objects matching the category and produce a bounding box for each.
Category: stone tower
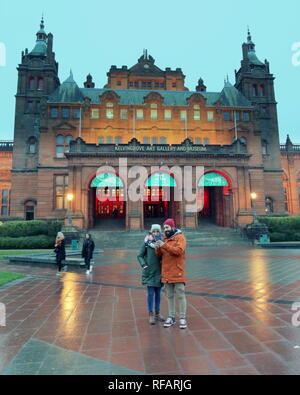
[235,29,285,214]
[11,18,60,218]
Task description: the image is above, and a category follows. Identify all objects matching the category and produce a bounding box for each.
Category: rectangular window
[1,206,8,216]
[120,109,128,120]
[160,137,167,144]
[98,137,104,144]
[164,110,172,120]
[204,138,210,145]
[1,189,9,216]
[172,83,176,88]
[224,112,231,121]
[91,109,99,119]
[55,175,68,210]
[143,137,150,144]
[195,138,201,145]
[234,111,240,121]
[207,111,214,121]
[134,82,139,88]
[115,137,122,144]
[107,136,113,144]
[151,110,158,120]
[27,101,34,110]
[152,137,158,145]
[243,112,250,122]
[106,109,114,119]
[62,108,70,119]
[136,109,144,120]
[56,146,65,159]
[129,82,133,87]
[180,110,187,121]
[51,108,58,119]
[194,111,201,121]
[73,108,81,119]
[117,81,122,86]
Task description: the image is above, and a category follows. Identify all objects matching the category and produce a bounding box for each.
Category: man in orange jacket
[155,218,187,329]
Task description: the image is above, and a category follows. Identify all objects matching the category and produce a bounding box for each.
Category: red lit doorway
[88,172,126,229]
[198,171,233,227]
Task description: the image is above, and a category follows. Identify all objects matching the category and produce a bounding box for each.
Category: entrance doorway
[88,173,126,229]
[144,172,179,229]
[198,172,233,227]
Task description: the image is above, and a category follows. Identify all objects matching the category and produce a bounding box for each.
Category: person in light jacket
[137,224,165,325]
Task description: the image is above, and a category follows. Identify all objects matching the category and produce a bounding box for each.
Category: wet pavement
[1,246,300,375]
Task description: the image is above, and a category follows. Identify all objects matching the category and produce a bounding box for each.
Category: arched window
[252,84,258,96]
[265,197,274,214]
[259,84,265,97]
[27,137,37,154]
[37,78,44,91]
[160,137,167,144]
[24,201,35,221]
[28,77,35,90]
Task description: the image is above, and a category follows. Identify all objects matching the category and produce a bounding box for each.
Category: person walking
[155,218,188,329]
[137,224,165,325]
[82,233,95,275]
[54,232,66,276]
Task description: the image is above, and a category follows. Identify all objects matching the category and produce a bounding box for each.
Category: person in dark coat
[137,224,165,325]
[54,232,66,275]
[82,234,95,275]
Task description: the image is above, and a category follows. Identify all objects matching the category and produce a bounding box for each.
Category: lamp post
[67,193,74,227]
[250,192,258,224]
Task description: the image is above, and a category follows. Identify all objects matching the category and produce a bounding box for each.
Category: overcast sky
[0,0,299,143]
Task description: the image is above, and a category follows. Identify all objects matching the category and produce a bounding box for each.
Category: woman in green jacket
[137,224,165,325]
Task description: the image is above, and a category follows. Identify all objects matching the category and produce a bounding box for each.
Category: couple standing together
[137,218,187,329]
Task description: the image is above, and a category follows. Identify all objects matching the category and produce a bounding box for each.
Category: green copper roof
[219,83,252,107]
[48,82,252,108]
[247,50,264,66]
[49,72,84,103]
[30,40,47,56]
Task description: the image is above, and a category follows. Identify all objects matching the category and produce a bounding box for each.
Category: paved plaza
[1,246,300,375]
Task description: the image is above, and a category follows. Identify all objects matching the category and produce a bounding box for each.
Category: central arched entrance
[89,172,126,229]
[143,172,178,229]
[198,171,233,227]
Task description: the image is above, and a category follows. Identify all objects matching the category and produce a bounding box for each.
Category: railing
[280,144,300,152]
[0,141,13,150]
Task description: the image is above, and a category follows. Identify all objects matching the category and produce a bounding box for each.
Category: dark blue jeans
[147,286,162,313]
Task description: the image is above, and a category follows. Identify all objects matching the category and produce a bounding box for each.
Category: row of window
[28,77,44,91]
[223,111,251,122]
[127,81,169,89]
[50,106,251,123]
[98,136,210,145]
[252,84,265,97]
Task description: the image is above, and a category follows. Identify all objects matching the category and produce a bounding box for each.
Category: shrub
[0,235,55,250]
[0,220,62,238]
[259,217,300,242]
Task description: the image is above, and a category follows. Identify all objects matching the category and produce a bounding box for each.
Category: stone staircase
[87,222,251,250]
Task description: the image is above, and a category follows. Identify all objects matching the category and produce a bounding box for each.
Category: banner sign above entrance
[199,172,229,187]
[146,173,177,187]
[91,173,124,188]
[115,145,207,153]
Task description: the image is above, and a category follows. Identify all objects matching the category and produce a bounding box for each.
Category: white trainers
[86,270,90,275]
[164,317,176,328]
[90,265,93,273]
[179,319,187,329]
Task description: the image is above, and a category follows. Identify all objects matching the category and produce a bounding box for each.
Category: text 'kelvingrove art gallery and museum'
[1,19,299,231]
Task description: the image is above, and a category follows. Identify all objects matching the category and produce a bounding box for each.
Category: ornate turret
[196,78,206,92]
